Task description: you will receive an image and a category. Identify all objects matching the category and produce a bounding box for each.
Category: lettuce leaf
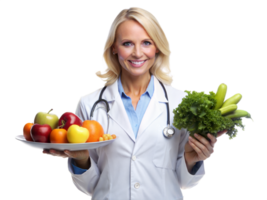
[173,90,243,139]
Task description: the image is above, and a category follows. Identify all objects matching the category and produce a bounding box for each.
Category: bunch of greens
[172,91,244,139]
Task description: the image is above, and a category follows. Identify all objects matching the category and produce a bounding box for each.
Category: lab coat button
[132,156,136,161]
[134,183,140,189]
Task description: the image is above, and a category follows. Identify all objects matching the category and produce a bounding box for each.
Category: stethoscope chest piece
[163,125,175,138]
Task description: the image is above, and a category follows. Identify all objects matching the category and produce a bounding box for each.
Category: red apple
[30,124,52,143]
[58,112,82,131]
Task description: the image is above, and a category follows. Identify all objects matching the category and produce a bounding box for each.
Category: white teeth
[131,61,145,65]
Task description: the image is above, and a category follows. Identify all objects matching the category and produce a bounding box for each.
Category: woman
[43,7,226,200]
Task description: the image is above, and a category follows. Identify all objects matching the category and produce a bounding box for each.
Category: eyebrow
[120,38,153,42]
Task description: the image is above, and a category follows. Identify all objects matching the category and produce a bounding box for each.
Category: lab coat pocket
[153,130,180,170]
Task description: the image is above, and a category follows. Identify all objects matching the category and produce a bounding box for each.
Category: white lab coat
[68,77,205,200]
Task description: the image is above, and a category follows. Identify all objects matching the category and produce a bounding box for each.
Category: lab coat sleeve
[71,159,87,174]
[190,161,203,175]
[67,149,100,196]
[66,97,101,196]
[175,129,205,189]
[190,161,204,175]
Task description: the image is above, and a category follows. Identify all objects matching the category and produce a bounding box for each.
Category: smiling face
[113,20,159,79]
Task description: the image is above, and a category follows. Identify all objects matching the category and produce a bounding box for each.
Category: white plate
[16,135,116,151]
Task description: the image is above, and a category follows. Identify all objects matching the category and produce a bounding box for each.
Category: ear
[156,49,159,53]
[112,45,117,54]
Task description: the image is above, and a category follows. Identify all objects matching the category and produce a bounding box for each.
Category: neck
[121,72,151,97]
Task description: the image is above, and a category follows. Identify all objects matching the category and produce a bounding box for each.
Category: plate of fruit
[16,109,116,151]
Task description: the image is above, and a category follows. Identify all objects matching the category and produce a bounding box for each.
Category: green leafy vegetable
[173,90,244,139]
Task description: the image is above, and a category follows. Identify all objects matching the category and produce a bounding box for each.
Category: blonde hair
[96,7,172,86]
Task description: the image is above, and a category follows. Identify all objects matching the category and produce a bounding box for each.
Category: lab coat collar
[102,76,168,142]
[102,76,168,103]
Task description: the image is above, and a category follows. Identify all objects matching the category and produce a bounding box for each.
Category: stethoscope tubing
[90,86,110,133]
[90,81,175,138]
[158,81,170,126]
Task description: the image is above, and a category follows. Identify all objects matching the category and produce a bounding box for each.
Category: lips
[129,60,146,64]
[128,60,147,68]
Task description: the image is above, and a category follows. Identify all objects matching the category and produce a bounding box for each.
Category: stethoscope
[90,81,175,138]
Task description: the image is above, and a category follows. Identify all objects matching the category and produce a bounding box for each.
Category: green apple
[34,109,59,130]
[67,125,89,143]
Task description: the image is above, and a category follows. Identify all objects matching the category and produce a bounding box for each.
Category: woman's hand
[184,130,227,172]
[42,149,89,161]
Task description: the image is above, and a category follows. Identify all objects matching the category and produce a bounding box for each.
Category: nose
[132,44,143,58]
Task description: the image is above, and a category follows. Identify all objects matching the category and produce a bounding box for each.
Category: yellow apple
[67,125,89,143]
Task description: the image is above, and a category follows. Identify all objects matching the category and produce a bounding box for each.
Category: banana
[219,104,237,115]
[225,110,251,119]
[221,93,242,108]
[214,83,227,110]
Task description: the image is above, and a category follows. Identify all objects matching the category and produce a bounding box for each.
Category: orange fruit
[50,128,68,143]
[82,120,104,142]
[23,123,34,141]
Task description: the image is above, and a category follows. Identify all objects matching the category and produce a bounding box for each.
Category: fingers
[207,133,217,147]
[43,149,69,158]
[217,129,227,137]
[194,134,214,153]
[187,132,224,162]
[189,134,214,159]
[43,149,89,161]
[188,137,209,159]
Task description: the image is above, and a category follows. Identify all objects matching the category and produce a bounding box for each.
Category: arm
[175,129,205,189]
[184,130,227,172]
[72,157,91,173]
[68,151,100,196]
[74,157,91,169]
[184,157,198,174]
[66,93,100,197]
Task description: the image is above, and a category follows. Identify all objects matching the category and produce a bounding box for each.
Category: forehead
[116,20,151,41]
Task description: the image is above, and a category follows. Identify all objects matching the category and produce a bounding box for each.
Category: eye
[122,42,132,46]
[143,41,152,46]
